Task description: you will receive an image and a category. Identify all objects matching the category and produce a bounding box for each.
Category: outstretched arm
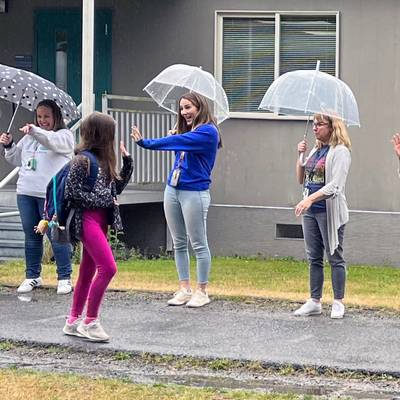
[20,124,74,155]
[130,125,217,153]
[115,141,133,195]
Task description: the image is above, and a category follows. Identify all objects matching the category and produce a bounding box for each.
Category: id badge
[170,168,181,187]
[26,157,37,171]
[303,187,309,199]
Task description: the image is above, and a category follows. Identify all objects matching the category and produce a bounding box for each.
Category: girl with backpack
[62,112,133,342]
[0,99,74,295]
[130,92,221,308]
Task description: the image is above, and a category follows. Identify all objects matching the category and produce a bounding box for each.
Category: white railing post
[102,93,108,114]
[82,0,95,118]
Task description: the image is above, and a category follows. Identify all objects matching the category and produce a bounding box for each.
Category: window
[0,0,7,13]
[215,11,338,118]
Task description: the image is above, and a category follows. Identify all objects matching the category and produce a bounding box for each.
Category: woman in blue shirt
[131,92,221,308]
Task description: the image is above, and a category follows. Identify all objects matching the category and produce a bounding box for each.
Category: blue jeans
[302,211,346,300]
[17,194,72,280]
[164,185,211,284]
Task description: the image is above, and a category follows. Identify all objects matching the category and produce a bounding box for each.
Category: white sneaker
[294,299,322,316]
[77,320,110,342]
[57,279,72,295]
[186,289,210,308]
[331,300,345,319]
[17,278,42,293]
[63,318,83,337]
[167,288,192,306]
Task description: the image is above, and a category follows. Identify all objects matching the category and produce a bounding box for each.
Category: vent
[276,224,303,239]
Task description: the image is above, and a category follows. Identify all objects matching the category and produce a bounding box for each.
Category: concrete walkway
[0,287,399,376]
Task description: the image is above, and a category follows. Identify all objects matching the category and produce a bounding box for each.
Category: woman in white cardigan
[293,114,351,319]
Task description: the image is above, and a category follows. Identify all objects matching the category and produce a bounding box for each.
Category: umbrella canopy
[258,69,360,126]
[0,64,80,127]
[143,64,230,124]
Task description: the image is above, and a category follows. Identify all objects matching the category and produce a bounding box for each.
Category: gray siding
[208,206,400,266]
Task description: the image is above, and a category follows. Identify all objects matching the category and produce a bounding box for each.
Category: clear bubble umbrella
[258,61,360,127]
[0,63,80,132]
[259,61,360,163]
[143,64,230,124]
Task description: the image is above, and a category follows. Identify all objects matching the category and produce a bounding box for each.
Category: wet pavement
[0,286,399,377]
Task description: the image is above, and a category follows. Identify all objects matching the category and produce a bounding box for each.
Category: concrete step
[0,206,20,223]
[0,245,25,258]
[0,201,25,260]
[0,187,18,208]
[0,226,24,240]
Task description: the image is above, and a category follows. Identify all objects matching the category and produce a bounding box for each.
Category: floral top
[64,153,133,244]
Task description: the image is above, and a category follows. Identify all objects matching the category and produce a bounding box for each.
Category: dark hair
[35,99,66,131]
[76,112,118,181]
[177,92,222,148]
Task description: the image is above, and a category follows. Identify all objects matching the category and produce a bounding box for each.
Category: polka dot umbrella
[0,63,80,131]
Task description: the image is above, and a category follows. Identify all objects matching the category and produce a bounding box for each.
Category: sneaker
[77,320,110,342]
[331,300,345,319]
[293,299,322,316]
[63,318,84,337]
[17,278,42,293]
[57,279,72,295]
[167,288,192,306]
[186,289,210,308]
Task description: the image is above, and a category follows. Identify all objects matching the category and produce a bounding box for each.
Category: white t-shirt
[5,125,75,198]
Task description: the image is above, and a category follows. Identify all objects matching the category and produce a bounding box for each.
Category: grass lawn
[0,368,313,400]
[1,256,399,311]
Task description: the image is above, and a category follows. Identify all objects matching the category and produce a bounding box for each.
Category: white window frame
[214,10,340,120]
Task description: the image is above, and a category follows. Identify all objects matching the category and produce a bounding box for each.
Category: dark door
[35,8,112,110]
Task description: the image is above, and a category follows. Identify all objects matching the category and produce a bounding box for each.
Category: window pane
[222,18,275,112]
[280,16,336,75]
[55,31,68,91]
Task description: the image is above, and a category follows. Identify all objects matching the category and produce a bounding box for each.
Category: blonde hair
[314,114,351,150]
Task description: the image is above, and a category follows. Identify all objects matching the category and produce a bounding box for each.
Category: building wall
[110,0,400,265]
[1,0,400,264]
[108,0,400,211]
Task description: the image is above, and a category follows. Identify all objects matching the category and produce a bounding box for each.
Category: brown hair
[76,112,118,181]
[314,114,352,150]
[35,99,66,131]
[177,92,222,148]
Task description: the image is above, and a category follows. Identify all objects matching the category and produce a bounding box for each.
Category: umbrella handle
[299,152,306,166]
[298,116,311,166]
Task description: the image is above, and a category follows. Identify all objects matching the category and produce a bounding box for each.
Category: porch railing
[102,94,175,184]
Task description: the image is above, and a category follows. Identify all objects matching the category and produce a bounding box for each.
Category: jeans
[17,194,72,280]
[302,211,346,300]
[164,185,211,284]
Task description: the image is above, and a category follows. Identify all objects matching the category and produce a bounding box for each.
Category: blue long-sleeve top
[136,123,219,191]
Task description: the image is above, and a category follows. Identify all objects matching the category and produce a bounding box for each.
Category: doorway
[35,8,112,110]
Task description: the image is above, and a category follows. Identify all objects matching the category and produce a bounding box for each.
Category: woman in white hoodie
[293,114,351,319]
[0,99,74,294]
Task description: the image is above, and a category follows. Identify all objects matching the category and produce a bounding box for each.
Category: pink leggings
[69,209,117,319]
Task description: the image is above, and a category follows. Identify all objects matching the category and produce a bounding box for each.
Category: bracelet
[2,140,13,149]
